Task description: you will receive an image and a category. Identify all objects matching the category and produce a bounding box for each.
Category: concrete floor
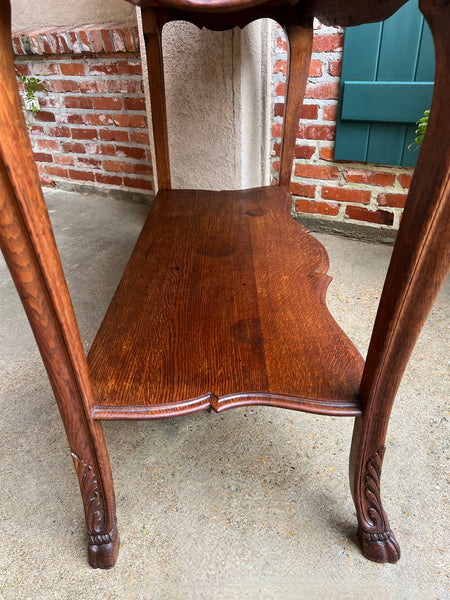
[0,188,448,600]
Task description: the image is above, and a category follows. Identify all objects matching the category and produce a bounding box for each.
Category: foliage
[15,70,48,128]
[408,109,430,151]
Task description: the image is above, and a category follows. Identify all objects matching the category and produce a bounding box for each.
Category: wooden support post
[141,8,172,191]
[278,23,313,188]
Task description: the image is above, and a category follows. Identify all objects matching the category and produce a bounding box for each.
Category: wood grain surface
[88,186,364,419]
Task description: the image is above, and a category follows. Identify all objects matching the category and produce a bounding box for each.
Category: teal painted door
[334,0,435,167]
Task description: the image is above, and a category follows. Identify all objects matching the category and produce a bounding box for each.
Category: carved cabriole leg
[0,1,118,568]
[350,0,449,563]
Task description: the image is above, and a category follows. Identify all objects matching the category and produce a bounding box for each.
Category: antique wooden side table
[0,0,448,569]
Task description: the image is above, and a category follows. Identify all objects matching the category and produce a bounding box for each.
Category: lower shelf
[88,186,364,419]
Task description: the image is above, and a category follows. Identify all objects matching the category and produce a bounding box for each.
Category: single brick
[295,145,315,159]
[80,80,107,94]
[309,59,322,77]
[377,192,407,208]
[130,131,150,145]
[99,129,129,142]
[275,81,286,97]
[14,63,31,76]
[51,79,79,93]
[103,160,134,173]
[71,128,99,140]
[93,97,123,110]
[35,110,56,122]
[89,62,119,76]
[62,142,86,153]
[133,163,153,175]
[13,36,25,55]
[30,125,45,135]
[60,63,85,76]
[111,29,126,52]
[323,104,338,121]
[345,168,396,187]
[123,177,153,190]
[37,139,59,151]
[322,186,371,204]
[319,147,334,161]
[89,29,104,53]
[273,142,281,157]
[47,97,65,108]
[124,97,146,111]
[301,104,319,120]
[115,145,147,160]
[113,114,146,129]
[86,143,115,156]
[108,79,141,94]
[32,63,58,76]
[69,169,96,182]
[84,114,114,126]
[305,81,339,100]
[101,30,114,53]
[77,30,91,53]
[346,205,394,225]
[68,31,80,53]
[272,123,283,138]
[295,164,340,180]
[48,126,70,137]
[398,173,412,188]
[33,152,53,163]
[298,124,335,141]
[118,61,142,75]
[273,60,287,75]
[290,182,316,198]
[312,33,343,52]
[328,60,342,77]
[96,173,123,186]
[39,175,56,187]
[55,155,74,166]
[46,165,68,177]
[295,199,339,216]
[272,161,279,172]
[77,157,102,169]
[65,96,93,109]
[276,37,287,52]
[39,34,53,55]
[122,26,137,53]
[274,103,284,118]
[66,114,84,125]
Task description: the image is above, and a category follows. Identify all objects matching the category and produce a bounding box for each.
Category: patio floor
[0,188,448,599]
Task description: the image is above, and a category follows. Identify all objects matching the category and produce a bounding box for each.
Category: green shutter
[334,0,435,167]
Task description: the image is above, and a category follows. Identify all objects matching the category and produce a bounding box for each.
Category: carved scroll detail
[361,446,387,532]
[71,452,106,535]
[89,520,117,546]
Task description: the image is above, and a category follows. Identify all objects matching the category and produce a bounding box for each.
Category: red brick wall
[272,21,414,234]
[13,23,153,196]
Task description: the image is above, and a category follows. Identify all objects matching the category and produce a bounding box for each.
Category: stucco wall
[12,0,272,192]
[11,0,136,31]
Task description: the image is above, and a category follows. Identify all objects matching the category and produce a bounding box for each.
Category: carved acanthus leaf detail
[361,446,387,532]
[71,452,106,534]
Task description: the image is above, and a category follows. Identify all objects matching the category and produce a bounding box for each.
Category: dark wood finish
[0,1,118,569]
[0,0,448,570]
[279,23,313,187]
[88,186,363,419]
[142,9,171,190]
[349,0,450,563]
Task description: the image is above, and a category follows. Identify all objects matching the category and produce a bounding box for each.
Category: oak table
[0,0,448,569]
